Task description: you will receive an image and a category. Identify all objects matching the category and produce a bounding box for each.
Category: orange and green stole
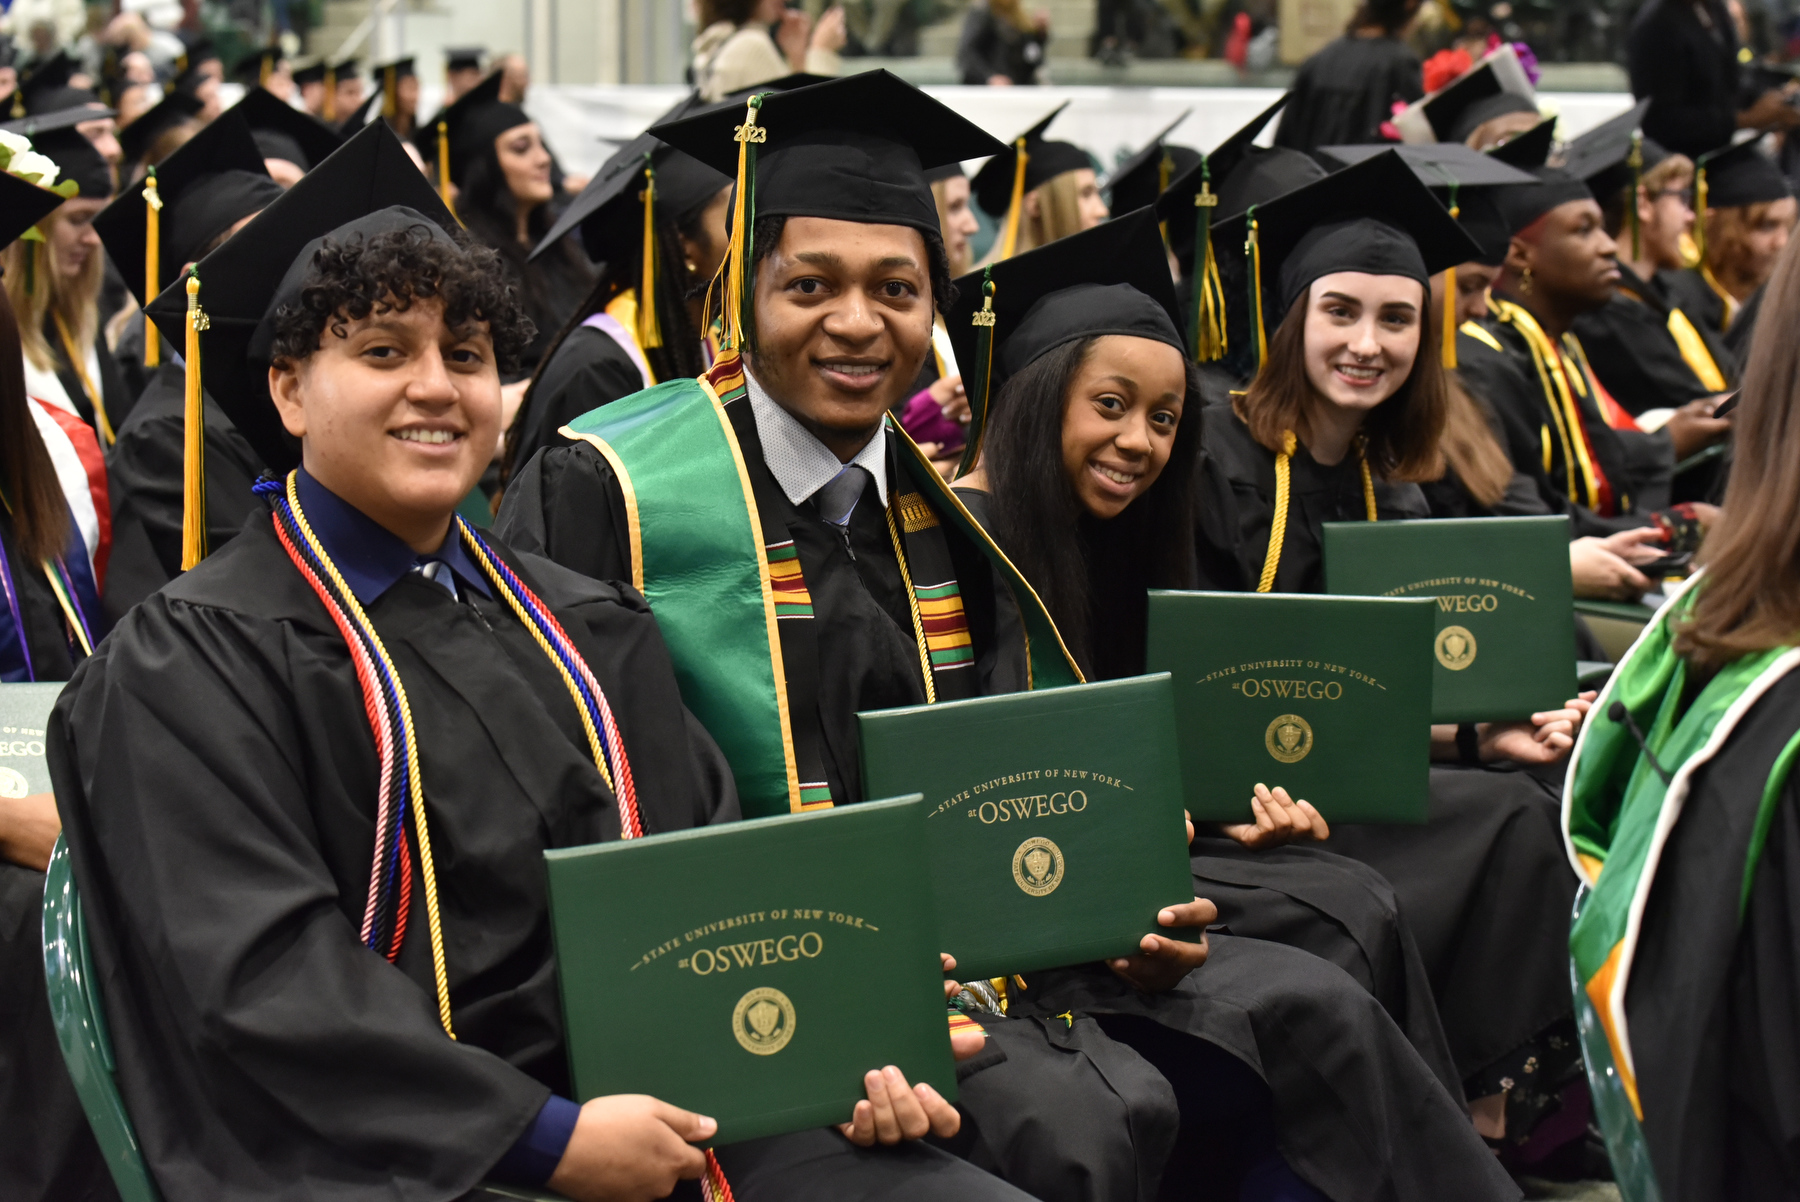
[560,352,1081,818]
[1566,579,1800,1197]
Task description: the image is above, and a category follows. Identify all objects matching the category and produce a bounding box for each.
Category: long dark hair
[1236,290,1447,482]
[982,336,1201,680]
[458,142,596,361]
[500,189,720,483]
[0,284,71,564]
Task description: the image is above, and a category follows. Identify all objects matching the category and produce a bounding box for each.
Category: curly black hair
[745,213,956,355]
[267,223,537,375]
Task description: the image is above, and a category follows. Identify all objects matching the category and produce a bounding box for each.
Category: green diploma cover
[1146,592,1433,824]
[858,675,1196,979]
[1323,515,1577,722]
[0,683,62,798]
[544,797,956,1144]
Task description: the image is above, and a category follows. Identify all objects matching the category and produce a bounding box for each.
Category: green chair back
[41,836,162,1202]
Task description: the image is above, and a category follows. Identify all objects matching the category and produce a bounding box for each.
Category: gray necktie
[409,559,457,600]
[814,464,870,528]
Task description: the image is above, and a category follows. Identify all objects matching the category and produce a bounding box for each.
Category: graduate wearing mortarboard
[115,86,205,175]
[0,166,113,1202]
[970,102,1107,265]
[374,56,418,139]
[1659,138,1797,366]
[93,109,284,619]
[443,46,486,101]
[291,57,329,117]
[504,104,731,478]
[232,83,345,187]
[1564,102,1739,421]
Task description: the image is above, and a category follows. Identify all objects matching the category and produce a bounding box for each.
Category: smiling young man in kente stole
[46,122,1039,1202]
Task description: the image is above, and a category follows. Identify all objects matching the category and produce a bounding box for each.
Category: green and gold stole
[1566,577,1800,1192]
[561,354,1081,818]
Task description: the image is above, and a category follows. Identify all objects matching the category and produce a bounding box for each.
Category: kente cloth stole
[560,352,1081,818]
[1566,577,1800,1125]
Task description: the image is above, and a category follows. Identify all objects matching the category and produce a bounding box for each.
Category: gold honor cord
[1495,299,1602,508]
[1192,162,1226,362]
[180,271,209,571]
[998,138,1029,262]
[1256,430,1376,593]
[884,504,937,705]
[1699,262,1738,330]
[51,312,113,446]
[143,167,161,367]
[638,158,662,351]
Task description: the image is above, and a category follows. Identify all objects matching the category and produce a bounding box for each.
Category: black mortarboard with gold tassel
[143,121,456,564]
[648,70,1003,355]
[533,103,731,365]
[968,102,1090,263]
[376,57,415,123]
[943,207,1183,476]
[1104,111,1196,217]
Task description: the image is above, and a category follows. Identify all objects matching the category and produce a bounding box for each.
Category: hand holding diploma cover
[1322,515,1579,723]
[545,797,956,1145]
[858,675,1198,980]
[1146,592,1434,824]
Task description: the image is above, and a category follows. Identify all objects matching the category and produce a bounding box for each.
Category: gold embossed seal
[1435,624,1478,671]
[0,767,27,799]
[732,987,796,1055]
[1264,714,1313,763]
[1011,836,1065,896]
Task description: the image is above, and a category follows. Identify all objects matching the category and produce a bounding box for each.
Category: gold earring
[685,259,697,273]
[1520,266,1533,295]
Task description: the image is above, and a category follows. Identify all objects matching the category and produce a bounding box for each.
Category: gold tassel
[324,66,337,122]
[721,94,766,352]
[998,138,1029,263]
[260,56,272,87]
[1442,190,1460,369]
[436,120,455,217]
[181,271,209,571]
[143,166,161,367]
[1627,131,1643,261]
[1193,171,1225,362]
[383,67,396,121]
[638,160,662,351]
[1247,210,1267,373]
[1693,165,1708,266]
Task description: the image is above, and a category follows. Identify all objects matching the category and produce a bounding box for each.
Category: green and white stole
[1565,575,1800,1193]
[561,354,1081,818]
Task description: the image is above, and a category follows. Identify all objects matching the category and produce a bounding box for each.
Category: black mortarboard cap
[419,69,526,186]
[651,69,1003,236]
[5,111,115,199]
[233,47,284,86]
[1215,150,1481,326]
[0,169,71,245]
[947,207,1182,469]
[534,131,728,263]
[376,56,417,82]
[118,89,204,167]
[1487,116,1557,169]
[1318,141,1537,188]
[144,121,458,472]
[292,60,327,87]
[1696,139,1792,208]
[96,109,283,305]
[331,56,362,78]
[1106,112,1198,215]
[444,48,486,74]
[1560,100,1664,202]
[20,52,97,116]
[1156,94,1294,265]
[181,36,221,70]
[235,86,342,172]
[1489,165,1593,237]
[970,102,1094,216]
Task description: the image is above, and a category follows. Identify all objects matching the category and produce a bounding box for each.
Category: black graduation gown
[1187,407,1583,1112]
[1455,312,1673,530]
[1571,263,1731,416]
[102,364,267,623]
[45,316,132,442]
[48,514,741,1199]
[510,324,648,475]
[1272,34,1422,156]
[1657,267,1744,365]
[1627,0,1743,160]
[0,514,117,1202]
[1723,281,1765,366]
[1625,668,1800,1199]
[1191,406,1430,595]
[499,404,1186,1202]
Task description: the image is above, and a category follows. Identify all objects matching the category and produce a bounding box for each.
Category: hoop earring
[1520,266,1533,295]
